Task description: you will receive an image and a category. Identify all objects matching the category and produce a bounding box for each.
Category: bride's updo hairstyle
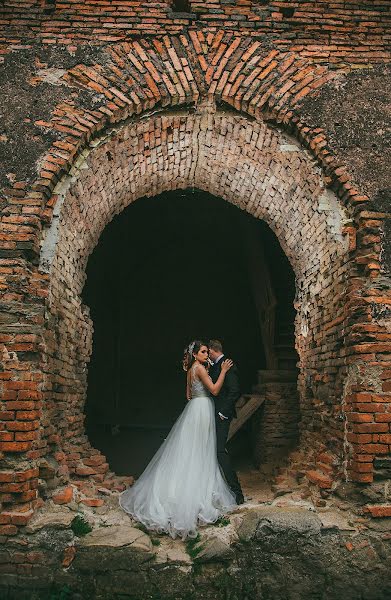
[182,340,208,372]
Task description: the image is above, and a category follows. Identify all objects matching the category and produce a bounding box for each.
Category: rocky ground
[1,468,391,600]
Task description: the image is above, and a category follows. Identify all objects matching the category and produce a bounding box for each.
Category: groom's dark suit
[209,356,243,501]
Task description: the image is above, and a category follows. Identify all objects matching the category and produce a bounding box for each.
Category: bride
[119,340,237,539]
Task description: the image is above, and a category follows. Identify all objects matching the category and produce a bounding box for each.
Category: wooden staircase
[228,393,264,441]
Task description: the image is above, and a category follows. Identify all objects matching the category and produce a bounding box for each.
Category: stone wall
[1,504,391,600]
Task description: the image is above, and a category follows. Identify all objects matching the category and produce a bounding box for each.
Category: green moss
[134,522,150,534]
[185,533,205,561]
[214,516,230,527]
[151,537,161,546]
[70,514,92,536]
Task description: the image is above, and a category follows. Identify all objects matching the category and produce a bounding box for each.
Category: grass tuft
[134,522,150,534]
[70,514,92,536]
[214,516,230,527]
[185,533,205,560]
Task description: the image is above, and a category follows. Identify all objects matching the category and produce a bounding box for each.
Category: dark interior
[83,189,295,476]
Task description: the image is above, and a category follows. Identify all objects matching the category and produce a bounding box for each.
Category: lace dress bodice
[190,365,210,399]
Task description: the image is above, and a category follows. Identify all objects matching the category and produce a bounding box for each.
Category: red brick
[83,455,106,467]
[26,551,45,563]
[350,472,373,483]
[17,490,38,502]
[0,442,31,452]
[16,410,41,420]
[5,401,36,410]
[355,444,389,454]
[62,546,76,568]
[352,423,388,433]
[0,411,15,420]
[3,381,38,391]
[366,505,391,518]
[345,542,354,551]
[80,498,104,507]
[0,525,18,536]
[0,513,11,524]
[346,413,373,423]
[75,466,95,476]
[52,486,73,505]
[2,510,34,526]
[15,431,39,441]
[6,421,38,431]
[0,493,13,503]
[14,468,39,482]
[375,414,391,423]
[353,454,374,463]
[17,391,42,400]
[349,462,373,473]
[347,433,373,444]
[0,482,30,493]
[306,470,332,489]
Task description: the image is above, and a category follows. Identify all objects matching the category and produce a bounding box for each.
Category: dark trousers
[215,414,243,499]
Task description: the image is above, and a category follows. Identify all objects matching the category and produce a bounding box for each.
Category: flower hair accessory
[187,341,196,357]
[182,340,197,372]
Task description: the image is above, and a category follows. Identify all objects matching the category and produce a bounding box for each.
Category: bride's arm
[186,371,191,401]
[196,361,233,396]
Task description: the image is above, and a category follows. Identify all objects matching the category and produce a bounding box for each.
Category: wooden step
[274,343,296,350]
[274,332,295,341]
[275,352,298,361]
[257,369,298,383]
[228,394,264,441]
[277,358,297,367]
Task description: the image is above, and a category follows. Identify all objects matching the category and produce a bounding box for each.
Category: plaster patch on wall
[318,188,350,246]
[36,68,67,85]
[279,132,301,153]
[298,300,310,338]
[279,144,300,152]
[39,133,113,274]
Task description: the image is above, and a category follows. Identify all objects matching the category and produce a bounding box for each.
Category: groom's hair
[209,339,223,353]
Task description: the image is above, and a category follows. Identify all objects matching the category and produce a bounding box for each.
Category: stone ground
[2,469,391,600]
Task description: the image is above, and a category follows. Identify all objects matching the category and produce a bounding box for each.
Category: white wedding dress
[119,364,237,539]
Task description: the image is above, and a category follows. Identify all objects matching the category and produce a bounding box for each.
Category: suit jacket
[209,356,240,419]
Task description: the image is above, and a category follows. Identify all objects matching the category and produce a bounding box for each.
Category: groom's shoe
[235,493,245,505]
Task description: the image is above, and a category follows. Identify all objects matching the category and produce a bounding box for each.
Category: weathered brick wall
[1,0,390,67]
[252,376,300,468]
[41,107,349,482]
[0,2,390,536]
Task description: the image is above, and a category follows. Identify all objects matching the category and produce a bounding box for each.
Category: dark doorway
[83,189,296,476]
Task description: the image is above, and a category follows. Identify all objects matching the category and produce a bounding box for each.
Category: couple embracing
[120,339,244,539]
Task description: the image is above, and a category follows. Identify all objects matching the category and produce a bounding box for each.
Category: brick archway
[38,103,350,488]
[1,33,389,523]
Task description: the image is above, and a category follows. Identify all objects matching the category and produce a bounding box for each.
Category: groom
[208,340,244,505]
